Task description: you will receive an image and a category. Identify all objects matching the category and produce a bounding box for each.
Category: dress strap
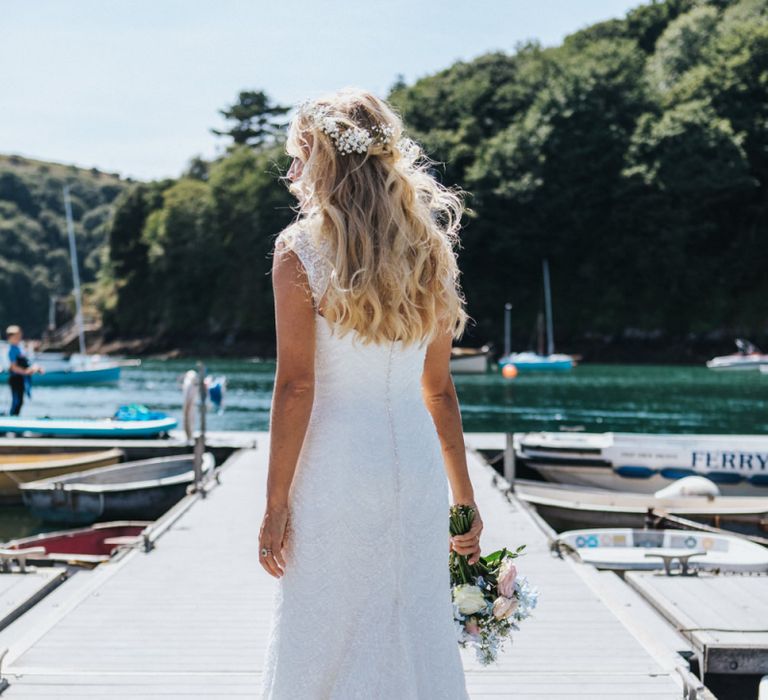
[275,220,332,308]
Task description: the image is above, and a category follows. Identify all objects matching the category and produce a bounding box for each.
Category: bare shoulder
[422,323,454,396]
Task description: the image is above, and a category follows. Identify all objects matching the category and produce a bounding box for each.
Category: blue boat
[21,453,215,524]
[0,363,121,385]
[499,351,574,372]
[498,260,576,373]
[0,410,177,438]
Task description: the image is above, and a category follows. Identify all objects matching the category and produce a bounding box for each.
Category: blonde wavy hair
[281,86,470,347]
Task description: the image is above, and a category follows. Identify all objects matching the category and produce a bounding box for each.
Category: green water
[1,360,766,540]
[4,359,766,434]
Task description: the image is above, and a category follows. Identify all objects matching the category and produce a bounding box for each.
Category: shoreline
[84,334,752,365]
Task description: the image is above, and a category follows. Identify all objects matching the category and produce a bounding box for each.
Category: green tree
[211,90,291,148]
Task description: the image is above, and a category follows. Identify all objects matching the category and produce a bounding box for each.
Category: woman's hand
[258,503,290,578]
[450,501,483,565]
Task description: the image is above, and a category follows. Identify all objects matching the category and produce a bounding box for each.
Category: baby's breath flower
[297,99,398,157]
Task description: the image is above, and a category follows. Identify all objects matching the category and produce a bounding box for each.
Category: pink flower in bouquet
[497,559,518,598]
[465,617,480,636]
[492,595,519,620]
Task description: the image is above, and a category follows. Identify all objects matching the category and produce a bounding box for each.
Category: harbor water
[1,360,766,541]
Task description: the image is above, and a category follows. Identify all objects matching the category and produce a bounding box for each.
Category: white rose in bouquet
[453,584,487,615]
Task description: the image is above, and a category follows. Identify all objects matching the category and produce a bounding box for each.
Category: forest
[1,0,766,361]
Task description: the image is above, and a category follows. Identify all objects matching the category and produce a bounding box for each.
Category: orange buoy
[501,363,518,379]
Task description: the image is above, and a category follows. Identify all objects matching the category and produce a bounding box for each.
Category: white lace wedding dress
[261,220,470,699]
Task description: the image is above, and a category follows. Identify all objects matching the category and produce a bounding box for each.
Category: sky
[1,0,644,181]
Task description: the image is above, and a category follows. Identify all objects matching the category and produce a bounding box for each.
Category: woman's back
[261,87,475,700]
[276,220,432,397]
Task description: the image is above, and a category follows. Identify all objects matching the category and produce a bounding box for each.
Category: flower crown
[298,100,395,156]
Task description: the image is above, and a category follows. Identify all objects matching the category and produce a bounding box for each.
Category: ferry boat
[514,431,768,496]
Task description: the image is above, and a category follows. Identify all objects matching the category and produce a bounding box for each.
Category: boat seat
[103,536,142,548]
[0,546,46,573]
[644,548,706,576]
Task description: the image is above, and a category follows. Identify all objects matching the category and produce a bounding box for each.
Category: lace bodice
[274,219,333,310]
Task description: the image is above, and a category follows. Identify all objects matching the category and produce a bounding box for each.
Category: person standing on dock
[5,325,43,416]
[259,87,480,699]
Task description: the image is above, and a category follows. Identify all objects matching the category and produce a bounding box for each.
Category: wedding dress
[261,219,470,699]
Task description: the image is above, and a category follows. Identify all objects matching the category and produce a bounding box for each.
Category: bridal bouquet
[449,504,538,665]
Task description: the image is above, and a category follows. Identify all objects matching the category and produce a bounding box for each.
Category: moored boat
[2,521,151,565]
[0,448,124,502]
[555,528,768,573]
[515,431,768,496]
[0,363,122,385]
[500,351,574,372]
[498,261,575,373]
[706,338,768,370]
[21,452,215,524]
[0,411,177,439]
[514,479,768,533]
[450,344,492,373]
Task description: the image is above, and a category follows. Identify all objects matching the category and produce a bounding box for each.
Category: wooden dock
[627,571,768,676]
[0,433,694,698]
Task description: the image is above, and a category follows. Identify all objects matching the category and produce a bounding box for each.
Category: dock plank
[0,569,67,632]
[1,435,684,698]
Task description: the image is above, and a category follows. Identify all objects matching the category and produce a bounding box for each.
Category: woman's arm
[259,240,316,578]
[421,326,483,563]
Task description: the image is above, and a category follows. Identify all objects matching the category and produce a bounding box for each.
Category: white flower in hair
[298,99,395,156]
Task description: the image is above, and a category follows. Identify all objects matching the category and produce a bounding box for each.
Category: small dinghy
[20,453,215,524]
[450,344,492,374]
[2,521,151,565]
[515,479,768,532]
[0,405,177,438]
[0,448,124,502]
[556,528,768,573]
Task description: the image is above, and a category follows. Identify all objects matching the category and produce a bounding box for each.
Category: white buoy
[654,476,721,500]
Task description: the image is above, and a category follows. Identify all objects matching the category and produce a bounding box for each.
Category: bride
[259,86,483,699]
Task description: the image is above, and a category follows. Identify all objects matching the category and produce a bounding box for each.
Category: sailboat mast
[542,259,554,356]
[503,302,512,356]
[63,186,86,356]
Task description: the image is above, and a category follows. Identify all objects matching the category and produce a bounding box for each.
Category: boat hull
[20,453,214,524]
[515,431,768,496]
[0,365,121,385]
[0,416,177,438]
[0,449,124,501]
[500,353,574,372]
[450,353,490,374]
[706,354,768,370]
[515,479,768,534]
[22,481,190,524]
[3,521,151,563]
[556,528,768,573]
